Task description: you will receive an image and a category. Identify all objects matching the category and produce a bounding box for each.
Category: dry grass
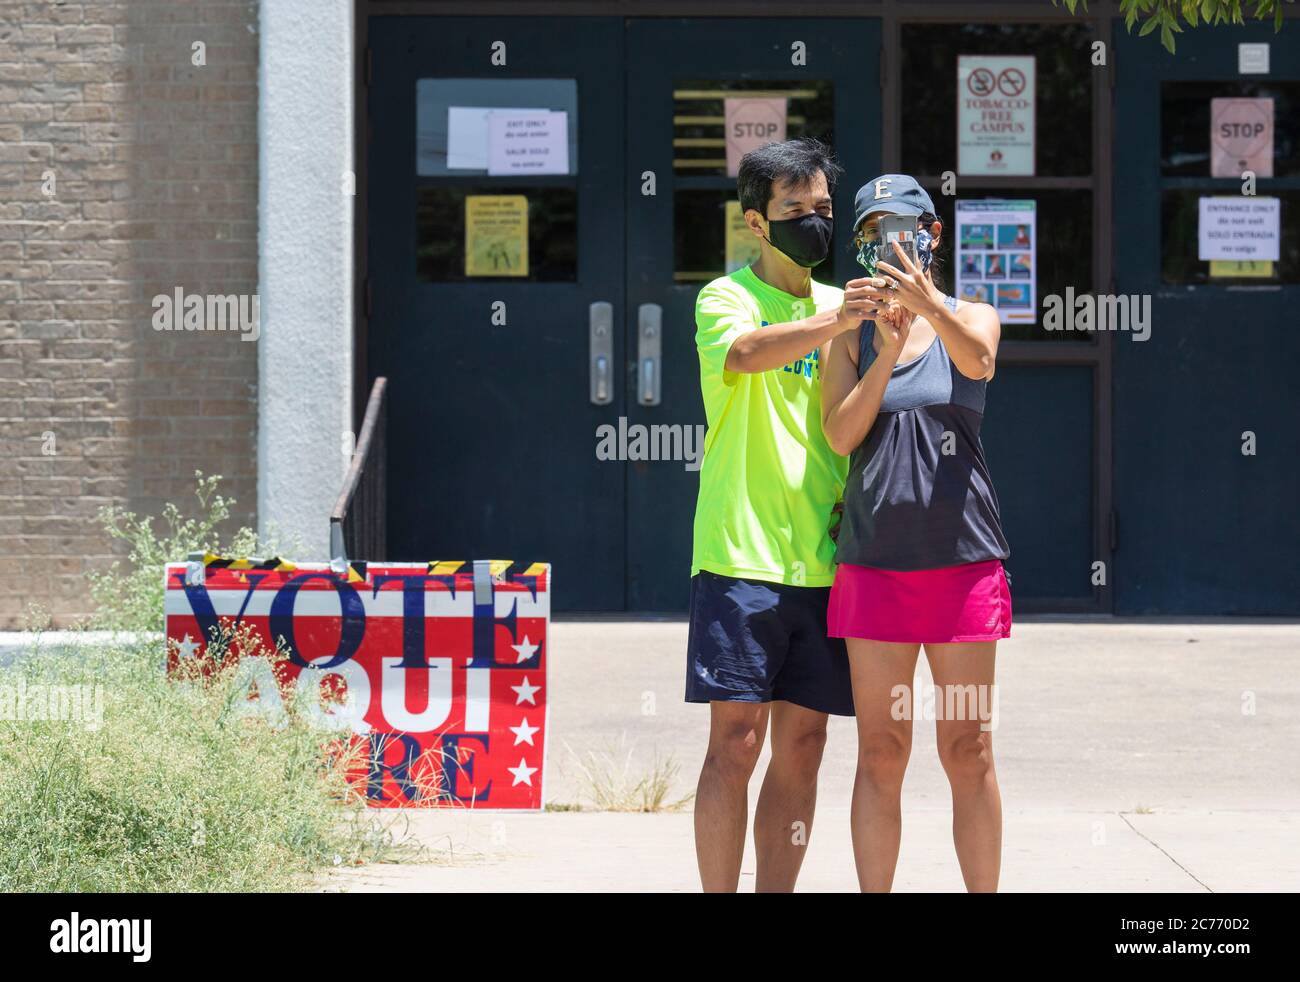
[563,734,694,813]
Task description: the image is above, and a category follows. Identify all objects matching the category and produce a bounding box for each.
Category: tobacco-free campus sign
[957,55,1035,176]
[164,559,550,808]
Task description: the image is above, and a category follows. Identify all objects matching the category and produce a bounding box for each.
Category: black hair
[737,138,843,217]
[920,210,945,292]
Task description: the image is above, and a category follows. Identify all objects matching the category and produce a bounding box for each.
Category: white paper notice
[1197,197,1280,261]
[447,107,490,170]
[447,106,532,170]
[487,110,569,176]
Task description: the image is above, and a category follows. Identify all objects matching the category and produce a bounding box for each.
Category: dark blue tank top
[834,296,1010,571]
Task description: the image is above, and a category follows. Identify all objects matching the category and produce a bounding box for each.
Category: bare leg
[694,701,770,892]
[925,641,1002,892]
[845,639,921,892]
[753,701,828,892]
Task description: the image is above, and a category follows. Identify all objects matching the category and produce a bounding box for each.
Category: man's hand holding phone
[858,274,915,330]
[837,277,884,331]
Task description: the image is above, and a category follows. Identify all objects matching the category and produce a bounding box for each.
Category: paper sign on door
[1210,98,1274,178]
[1197,196,1279,262]
[487,111,569,176]
[725,201,761,273]
[465,195,529,277]
[724,98,787,177]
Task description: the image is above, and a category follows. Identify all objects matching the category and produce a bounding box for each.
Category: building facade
[4,0,1298,625]
[1,0,260,625]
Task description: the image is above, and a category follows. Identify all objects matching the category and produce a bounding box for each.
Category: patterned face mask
[855,226,935,276]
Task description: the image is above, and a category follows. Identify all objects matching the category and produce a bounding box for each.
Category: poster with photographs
[955,199,1036,325]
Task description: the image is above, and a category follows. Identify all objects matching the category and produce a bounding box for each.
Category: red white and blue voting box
[163,557,550,808]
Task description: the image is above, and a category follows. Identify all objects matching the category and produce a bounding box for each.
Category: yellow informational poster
[1209,259,1274,278]
[465,195,528,277]
[725,200,761,274]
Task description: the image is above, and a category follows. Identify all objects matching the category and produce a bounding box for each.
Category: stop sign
[1210,98,1274,178]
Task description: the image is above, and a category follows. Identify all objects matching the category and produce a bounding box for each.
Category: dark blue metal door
[367,17,626,610]
[1114,22,1300,613]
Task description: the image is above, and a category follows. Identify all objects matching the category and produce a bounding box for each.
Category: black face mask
[764,212,833,268]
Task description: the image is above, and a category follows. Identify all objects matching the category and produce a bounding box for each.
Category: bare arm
[725,278,882,375]
[820,307,907,457]
[924,297,1000,381]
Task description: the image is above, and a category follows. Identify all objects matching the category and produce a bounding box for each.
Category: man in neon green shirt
[687,139,880,892]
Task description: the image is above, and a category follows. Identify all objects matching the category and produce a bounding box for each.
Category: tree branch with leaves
[1053,0,1292,53]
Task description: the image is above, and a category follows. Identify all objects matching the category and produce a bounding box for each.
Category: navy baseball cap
[853,174,936,230]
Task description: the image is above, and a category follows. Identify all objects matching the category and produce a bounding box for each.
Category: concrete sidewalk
[332,808,1297,892]
[332,619,1300,892]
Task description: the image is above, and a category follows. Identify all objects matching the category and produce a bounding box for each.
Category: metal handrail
[330,376,388,569]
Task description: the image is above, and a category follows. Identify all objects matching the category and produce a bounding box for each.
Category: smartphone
[878,214,918,270]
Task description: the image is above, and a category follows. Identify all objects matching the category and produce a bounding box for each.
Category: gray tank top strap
[858,295,959,377]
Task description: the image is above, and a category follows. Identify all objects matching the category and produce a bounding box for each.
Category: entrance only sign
[164,558,551,808]
[1197,196,1280,263]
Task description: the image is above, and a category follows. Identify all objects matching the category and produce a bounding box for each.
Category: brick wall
[0,0,260,627]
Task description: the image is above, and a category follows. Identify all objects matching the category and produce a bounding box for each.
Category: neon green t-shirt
[690,265,848,588]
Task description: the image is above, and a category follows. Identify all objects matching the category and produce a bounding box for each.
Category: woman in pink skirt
[821,175,1010,892]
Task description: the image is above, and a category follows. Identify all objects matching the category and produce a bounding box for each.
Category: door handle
[589,301,613,405]
[637,303,662,406]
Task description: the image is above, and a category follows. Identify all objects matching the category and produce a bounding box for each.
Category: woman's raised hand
[875,240,942,318]
[875,300,913,354]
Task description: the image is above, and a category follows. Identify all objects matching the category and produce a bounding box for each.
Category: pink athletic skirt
[827,559,1012,644]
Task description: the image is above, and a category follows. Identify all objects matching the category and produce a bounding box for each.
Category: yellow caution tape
[203,552,297,572]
